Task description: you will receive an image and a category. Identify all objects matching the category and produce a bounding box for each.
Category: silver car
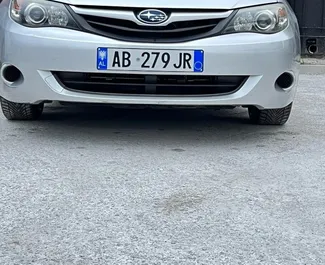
[0,0,300,125]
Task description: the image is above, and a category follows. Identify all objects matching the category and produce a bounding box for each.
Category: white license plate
[96,48,204,73]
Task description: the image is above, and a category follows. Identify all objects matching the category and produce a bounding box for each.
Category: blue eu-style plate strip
[193,50,204,72]
[97,48,108,70]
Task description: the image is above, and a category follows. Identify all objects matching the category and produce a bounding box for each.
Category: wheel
[248,103,293,125]
[0,97,44,120]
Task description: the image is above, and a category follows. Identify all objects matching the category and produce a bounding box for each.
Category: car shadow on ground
[16,103,291,146]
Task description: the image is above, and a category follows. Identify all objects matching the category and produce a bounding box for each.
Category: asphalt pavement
[0,74,325,265]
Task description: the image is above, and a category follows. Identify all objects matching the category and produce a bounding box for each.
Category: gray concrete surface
[300,58,325,75]
[0,74,325,265]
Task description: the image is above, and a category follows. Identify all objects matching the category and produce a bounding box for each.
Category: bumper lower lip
[0,21,300,109]
[0,70,296,110]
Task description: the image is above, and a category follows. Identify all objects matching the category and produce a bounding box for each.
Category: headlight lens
[223,4,289,34]
[10,0,79,28]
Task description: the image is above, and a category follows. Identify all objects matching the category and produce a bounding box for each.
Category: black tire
[248,103,293,125]
[0,97,44,121]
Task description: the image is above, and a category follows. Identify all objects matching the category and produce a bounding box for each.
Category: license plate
[96,48,204,73]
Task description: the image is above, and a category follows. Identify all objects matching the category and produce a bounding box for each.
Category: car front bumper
[0,20,300,109]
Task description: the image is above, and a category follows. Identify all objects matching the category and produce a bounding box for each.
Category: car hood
[54,0,279,9]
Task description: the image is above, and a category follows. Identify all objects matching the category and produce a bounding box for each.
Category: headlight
[10,0,79,29]
[223,4,289,34]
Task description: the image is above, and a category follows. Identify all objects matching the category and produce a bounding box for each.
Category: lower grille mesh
[53,72,248,95]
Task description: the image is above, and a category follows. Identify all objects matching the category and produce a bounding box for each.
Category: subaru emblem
[137,9,168,25]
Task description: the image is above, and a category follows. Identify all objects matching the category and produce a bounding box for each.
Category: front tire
[248,103,293,125]
[0,97,44,121]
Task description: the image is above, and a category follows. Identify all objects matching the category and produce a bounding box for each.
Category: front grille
[54,72,248,96]
[79,15,222,42]
[69,7,233,43]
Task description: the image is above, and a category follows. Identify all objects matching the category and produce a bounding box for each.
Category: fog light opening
[1,64,23,84]
[276,72,294,90]
[308,44,318,55]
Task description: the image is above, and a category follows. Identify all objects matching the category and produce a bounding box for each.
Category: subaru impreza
[0,0,300,124]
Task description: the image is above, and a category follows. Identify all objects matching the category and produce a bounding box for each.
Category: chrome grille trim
[70,6,233,27]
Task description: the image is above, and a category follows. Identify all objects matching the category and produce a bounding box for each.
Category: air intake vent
[53,72,248,95]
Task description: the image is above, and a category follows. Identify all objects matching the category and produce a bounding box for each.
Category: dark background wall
[287,0,325,57]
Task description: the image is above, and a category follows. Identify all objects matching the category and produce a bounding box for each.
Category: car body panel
[0,0,300,110]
